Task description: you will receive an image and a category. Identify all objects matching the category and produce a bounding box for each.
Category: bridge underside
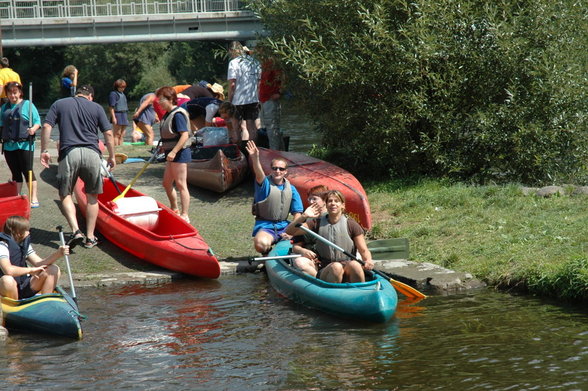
[1,11,263,47]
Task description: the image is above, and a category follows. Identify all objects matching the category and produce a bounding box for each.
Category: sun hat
[207,83,225,100]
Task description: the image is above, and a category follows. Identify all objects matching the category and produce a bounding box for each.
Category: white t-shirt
[227,55,261,105]
[0,241,35,263]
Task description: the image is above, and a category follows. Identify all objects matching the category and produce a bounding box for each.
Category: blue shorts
[165,147,191,163]
[256,226,288,244]
[114,111,129,126]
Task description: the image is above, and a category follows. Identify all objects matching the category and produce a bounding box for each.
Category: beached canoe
[265,240,398,322]
[187,144,248,193]
[0,181,30,228]
[254,148,372,230]
[73,178,221,279]
[1,287,83,339]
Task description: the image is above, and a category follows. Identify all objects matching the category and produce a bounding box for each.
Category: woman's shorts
[114,111,129,126]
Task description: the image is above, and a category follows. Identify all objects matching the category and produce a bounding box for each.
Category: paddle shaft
[100,160,123,194]
[113,140,161,201]
[27,82,33,200]
[57,226,77,302]
[296,224,426,299]
[252,254,302,261]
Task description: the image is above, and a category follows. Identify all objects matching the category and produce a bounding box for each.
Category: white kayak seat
[111,196,160,230]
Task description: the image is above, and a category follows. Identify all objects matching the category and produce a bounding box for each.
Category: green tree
[250,0,587,184]
[167,41,229,85]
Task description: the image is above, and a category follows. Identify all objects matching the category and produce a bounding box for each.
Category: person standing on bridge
[0,57,22,104]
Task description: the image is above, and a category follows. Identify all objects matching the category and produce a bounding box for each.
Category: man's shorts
[57,147,103,197]
[257,226,288,244]
[235,102,260,121]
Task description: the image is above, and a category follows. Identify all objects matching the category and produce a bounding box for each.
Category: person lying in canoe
[0,215,69,300]
[285,190,374,283]
[246,140,303,255]
[290,184,329,277]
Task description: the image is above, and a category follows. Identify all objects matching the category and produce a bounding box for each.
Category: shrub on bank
[251,0,587,184]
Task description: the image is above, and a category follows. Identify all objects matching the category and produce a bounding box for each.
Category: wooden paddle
[113,140,161,202]
[57,225,77,303]
[296,224,426,299]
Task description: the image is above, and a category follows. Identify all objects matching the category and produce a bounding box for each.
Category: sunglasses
[271,166,287,171]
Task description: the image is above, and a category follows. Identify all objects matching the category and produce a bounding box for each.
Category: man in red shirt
[259,58,285,150]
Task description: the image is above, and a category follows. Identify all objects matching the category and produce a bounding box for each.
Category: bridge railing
[0,0,247,20]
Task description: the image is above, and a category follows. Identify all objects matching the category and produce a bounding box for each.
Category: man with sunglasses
[246,140,303,255]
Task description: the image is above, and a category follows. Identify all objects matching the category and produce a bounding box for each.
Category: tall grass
[367,179,588,301]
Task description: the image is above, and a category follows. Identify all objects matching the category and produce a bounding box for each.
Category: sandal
[83,237,99,249]
[67,230,85,250]
[31,201,40,208]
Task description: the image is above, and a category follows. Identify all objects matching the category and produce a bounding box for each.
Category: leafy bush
[250,0,587,184]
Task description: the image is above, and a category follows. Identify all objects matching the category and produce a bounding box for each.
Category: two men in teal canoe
[0,216,69,299]
[246,140,303,255]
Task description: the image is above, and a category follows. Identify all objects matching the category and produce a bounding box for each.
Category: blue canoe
[1,287,83,339]
[265,240,398,322]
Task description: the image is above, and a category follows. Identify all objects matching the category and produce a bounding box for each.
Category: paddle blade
[390,278,426,299]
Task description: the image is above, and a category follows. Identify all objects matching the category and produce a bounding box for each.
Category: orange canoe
[254,148,372,230]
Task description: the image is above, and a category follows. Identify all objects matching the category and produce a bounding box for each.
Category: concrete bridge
[0,0,263,47]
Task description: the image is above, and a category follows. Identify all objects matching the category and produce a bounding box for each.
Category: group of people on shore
[0,42,372,302]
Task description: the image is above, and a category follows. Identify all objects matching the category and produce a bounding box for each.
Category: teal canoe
[265,240,398,322]
[1,287,83,339]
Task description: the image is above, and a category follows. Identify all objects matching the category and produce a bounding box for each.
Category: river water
[1,278,587,390]
[3,105,588,390]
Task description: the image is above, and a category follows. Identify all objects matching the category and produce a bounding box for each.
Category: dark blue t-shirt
[44,96,112,160]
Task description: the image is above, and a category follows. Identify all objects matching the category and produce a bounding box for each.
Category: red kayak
[0,181,30,228]
[254,148,372,230]
[73,178,220,279]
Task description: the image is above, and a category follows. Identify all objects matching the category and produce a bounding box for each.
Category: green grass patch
[367,179,588,301]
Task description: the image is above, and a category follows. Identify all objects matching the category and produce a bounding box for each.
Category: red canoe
[0,181,30,228]
[254,148,372,230]
[73,178,220,279]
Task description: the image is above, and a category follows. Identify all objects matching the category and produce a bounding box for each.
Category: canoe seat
[109,196,160,230]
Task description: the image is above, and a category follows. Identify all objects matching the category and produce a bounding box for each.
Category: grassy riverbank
[366,178,588,301]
